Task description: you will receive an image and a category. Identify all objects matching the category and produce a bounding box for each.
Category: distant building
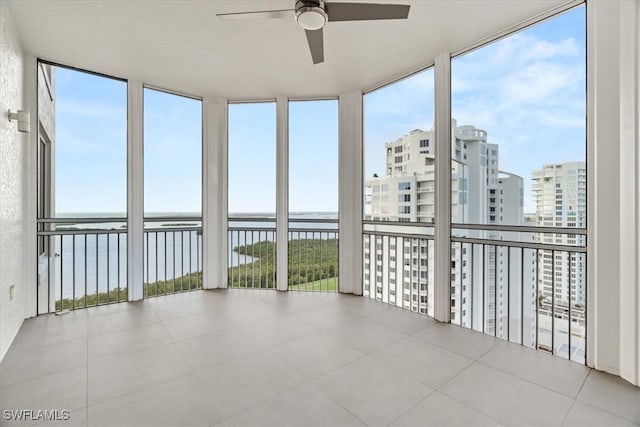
[532,162,587,358]
[364,121,525,333]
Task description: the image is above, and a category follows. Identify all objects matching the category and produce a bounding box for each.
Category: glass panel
[45,65,128,312]
[143,88,202,216]
[363,67,435,316]
[54,67,127,216]
[288,100,339,292]
[451,6,586,228]
[227,102,277,289]
[364,68,435,223]
[450,5,587,362]
[143,88,203,297]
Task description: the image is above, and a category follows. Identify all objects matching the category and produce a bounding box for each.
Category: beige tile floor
[0,289,638,426]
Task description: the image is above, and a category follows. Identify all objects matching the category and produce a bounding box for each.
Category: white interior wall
[0,0,27,360]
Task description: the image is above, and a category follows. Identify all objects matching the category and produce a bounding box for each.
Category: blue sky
[227,100,338,214]
[227,102,276,214]
[143,88,202,214]
[54,69,127,214]
[365,5,585,213]
[54,5,584,216]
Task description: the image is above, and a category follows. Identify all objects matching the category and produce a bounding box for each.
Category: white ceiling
[7,0,572,99]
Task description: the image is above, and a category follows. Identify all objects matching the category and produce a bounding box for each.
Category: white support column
[202,97,228,289]
[618,0,639,386]
[434,53,452,323]
[587,0,640,385]
[127,81,144,301]
[338,92,363,295]
[276,96,289,291]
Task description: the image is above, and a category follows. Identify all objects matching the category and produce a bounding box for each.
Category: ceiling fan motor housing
[295,0,328,30]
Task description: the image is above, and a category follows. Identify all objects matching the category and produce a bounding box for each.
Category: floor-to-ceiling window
[227,102,277,288]
[37,62,127,313]
[143,88,202,297]
[450,5,587,362]
[363,67,435,314]
[288,99,339,292]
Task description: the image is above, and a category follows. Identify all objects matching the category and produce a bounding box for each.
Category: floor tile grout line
[305,350,438,427]
[3,333,89,362]
[436,361,582,426]
[410,333,499,362]
[86,312,163,336]
[159,314,246,344]
[435,361,515,426]
[84,371,203,416]
[375,352,475,392]
[473,357,590,400]
[360,305,440,331]
[574,366,592,398]
[434,386,507,427]
[207,379,317,427]
[85,342,190,407]
[571,376,640,426]
[186,345,267,375]
[305,380,371,427]
[0,359,90,389]
[193,347,315,426]
[262,332,369,382]
[87,321,171,349]
[384,387,438,426]
[324,328,409,356]
[559,397,579,426]
[86,339,177,366]
[434,360,481,394]
[579,400,640,425]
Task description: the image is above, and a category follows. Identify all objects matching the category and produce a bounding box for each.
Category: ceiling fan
[217,1,410,64]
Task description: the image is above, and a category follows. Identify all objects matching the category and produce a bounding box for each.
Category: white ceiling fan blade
[305,28,324,64]
[217,9,294,21]
[327,3,410,22]
[304,28,324,64]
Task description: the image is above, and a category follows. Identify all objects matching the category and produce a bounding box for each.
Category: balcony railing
[36,218,128,314]
[228,218,277,289]
[362,221,587,364]
[451,224,587,364]
[227,217,338,291]
[288,219,338,292]
[143,217,203,297]
[35,217,204,314]
[363,221,435,316]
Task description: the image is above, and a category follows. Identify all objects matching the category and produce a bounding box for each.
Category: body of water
[48,213,337,300]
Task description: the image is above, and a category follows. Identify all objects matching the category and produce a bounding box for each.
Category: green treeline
[54,239,338,311]
[228,239,338,289]
[54,272,203,310]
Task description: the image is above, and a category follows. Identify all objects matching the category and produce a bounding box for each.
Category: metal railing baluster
[107,234,110,304]
[84,234,87,309]
[73,236,76,309]
[60,236,63,310]
[551,249,556,355]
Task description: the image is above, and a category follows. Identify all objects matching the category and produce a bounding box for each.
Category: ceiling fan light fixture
[295,0,328,30]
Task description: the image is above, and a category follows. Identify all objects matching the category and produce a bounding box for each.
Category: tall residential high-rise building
[532,162,587,358]
[364,121,526,334]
